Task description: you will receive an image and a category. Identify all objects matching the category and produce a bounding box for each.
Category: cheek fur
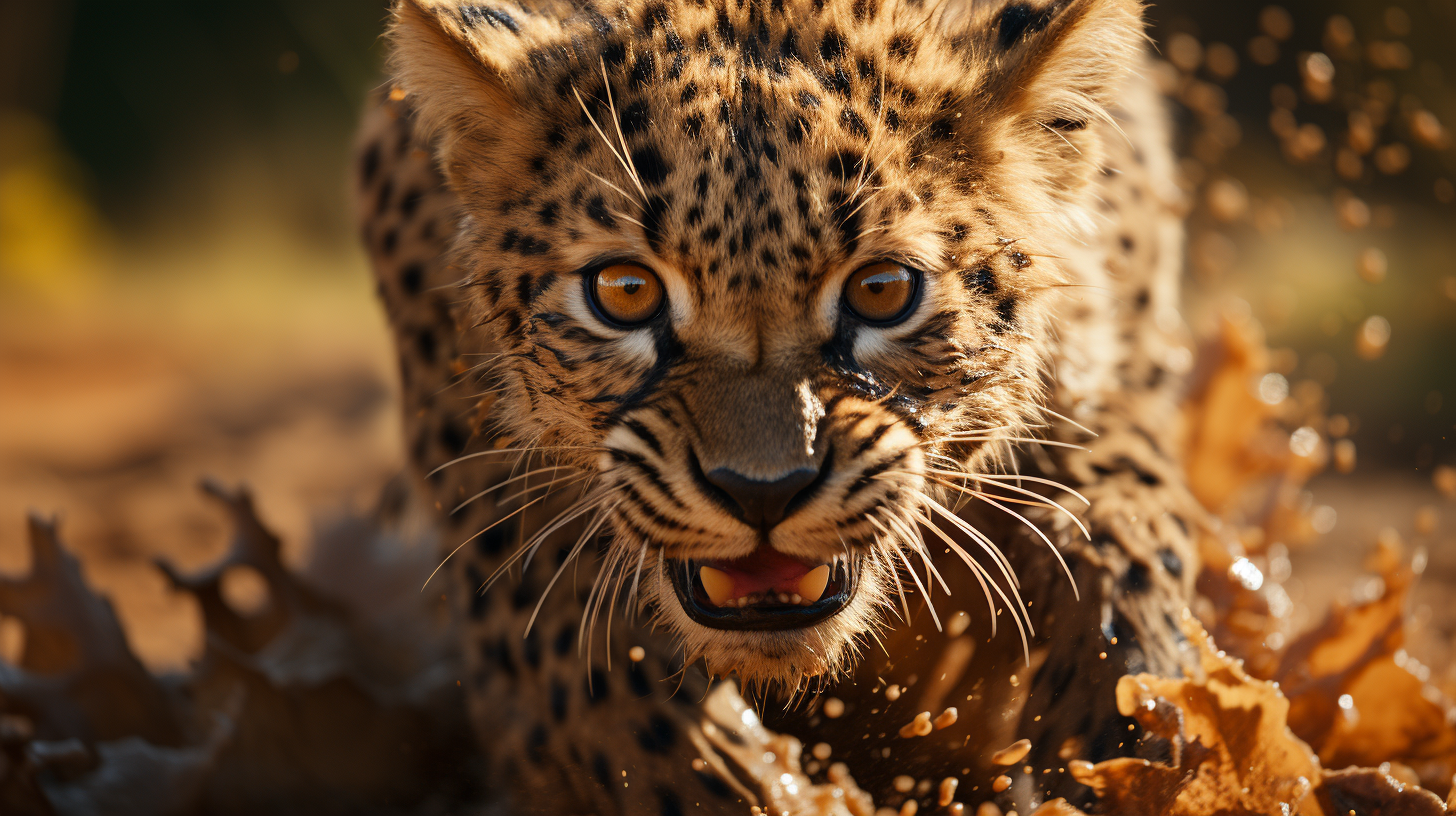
[847,273,944,363]
[562,284,661,367]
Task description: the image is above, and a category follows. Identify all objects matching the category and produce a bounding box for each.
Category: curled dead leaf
[1071,612,1322,815]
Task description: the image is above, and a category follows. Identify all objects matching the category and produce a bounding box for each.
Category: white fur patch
[564,284,660,365]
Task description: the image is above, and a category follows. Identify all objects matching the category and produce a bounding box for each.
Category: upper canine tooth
[798,565,831,604]
[699,567,735,607]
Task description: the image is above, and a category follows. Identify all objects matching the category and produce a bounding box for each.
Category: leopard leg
[1010,412,1206,806]
[1001,52,1208,806]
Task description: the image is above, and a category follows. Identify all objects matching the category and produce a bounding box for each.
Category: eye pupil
[623,282,641,295]
[866,281,885,295]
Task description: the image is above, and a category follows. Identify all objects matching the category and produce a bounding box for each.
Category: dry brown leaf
[1181,316,1314,678]
[1193,532,1292,681]
[1274,540,1456,796]
[1316,766,1448,815]
[1072,612,1324,815]
[1069,611,1456,816]
[1027,798,1088,815]
[0,487,477,815]
[1182,314,1323,528]
[0,516,184,746]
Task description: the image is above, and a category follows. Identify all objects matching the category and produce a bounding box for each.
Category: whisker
[599,58,647,200]
[450,466,578,514]
[839,185,887,226]
[908,504,998,636]
[508,435,546,481]
[593,534,637,671]
[480,489,611,594]
[429,362,493,399]
[652,549,666,623]
[905,489,1021,588]
[892,542,942,632]
[916,469,1092,537]
[1037,406,1099,438]
[625,538,651,623]
[607,208,648,229]
[574,502,617,667]
[934,469,1092,507]
[943,435,1089,453]
[965,489,1089,529]
[572,81,645,203]
[925,425,1015,444]
[865,622,890,658]
[852,222,892,241]
[923,451,968,472]
[883,510,951,597]
[970,492,1080,601]
[525,502,617,636]
[910,503,1031,662]
[423,492,555,591]
[863,513,935,623]
[584,169,641,206]
[581,545,623,663]
[866,516,913,624]
[596,552,622,670]
[426,444,596,478]
[937,481,1059,511]
[519,490,614,576]
[1038,120,1082,154]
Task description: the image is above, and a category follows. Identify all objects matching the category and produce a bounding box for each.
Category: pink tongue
[707,547,815,598]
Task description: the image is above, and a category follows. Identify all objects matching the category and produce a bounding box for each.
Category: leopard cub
[356,0,1202,811]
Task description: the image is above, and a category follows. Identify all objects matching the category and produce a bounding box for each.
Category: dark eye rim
[841,262,923,326]
[582,260,668,328]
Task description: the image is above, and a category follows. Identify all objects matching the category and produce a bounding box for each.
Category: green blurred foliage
[3,0,390,241]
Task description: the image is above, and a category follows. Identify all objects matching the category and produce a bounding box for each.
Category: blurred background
[0,0,1453,681]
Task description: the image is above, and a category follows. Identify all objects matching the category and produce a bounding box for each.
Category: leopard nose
[704,466,820,529]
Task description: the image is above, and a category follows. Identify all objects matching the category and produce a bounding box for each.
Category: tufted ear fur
[940,0,1146,235]
[980,0,1146,131]
[387,0,570,179]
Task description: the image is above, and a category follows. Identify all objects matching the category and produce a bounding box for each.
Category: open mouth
[668,546,856,631]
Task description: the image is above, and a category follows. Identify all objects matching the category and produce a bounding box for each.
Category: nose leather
[705,466,819,529]
[683,367,823,479]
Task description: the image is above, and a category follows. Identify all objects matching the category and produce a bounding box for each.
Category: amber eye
[591,263,665,325]
[843,262,918,324]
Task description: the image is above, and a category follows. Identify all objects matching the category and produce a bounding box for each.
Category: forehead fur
[390,0,1144,288]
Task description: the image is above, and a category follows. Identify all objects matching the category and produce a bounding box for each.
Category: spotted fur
[355,0,1205,811]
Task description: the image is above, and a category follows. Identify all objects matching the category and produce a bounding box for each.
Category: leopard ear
[387,0,556,153]
[980,0,1146,130]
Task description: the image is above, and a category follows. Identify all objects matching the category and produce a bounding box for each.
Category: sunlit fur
[387,0,1149,686]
